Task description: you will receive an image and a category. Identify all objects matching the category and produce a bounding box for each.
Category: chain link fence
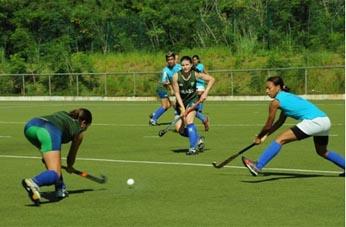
[0,65,344,96]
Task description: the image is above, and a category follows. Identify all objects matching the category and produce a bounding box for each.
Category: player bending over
[172,56,215,155]
[22,108,92,205]
[242,76,345,176]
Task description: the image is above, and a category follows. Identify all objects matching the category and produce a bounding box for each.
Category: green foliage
[0,1,344,95]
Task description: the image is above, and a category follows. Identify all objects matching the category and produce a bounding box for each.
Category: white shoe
[22,178,41,205]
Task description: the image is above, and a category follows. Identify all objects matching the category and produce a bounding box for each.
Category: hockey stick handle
[61,165,107,184]
[158,100,202,137]
[183,100,202,117]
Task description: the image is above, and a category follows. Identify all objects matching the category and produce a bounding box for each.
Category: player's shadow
[171,148,210,153]
[241,172,335,183]
[157,122,171,126]
[26,188,95,206]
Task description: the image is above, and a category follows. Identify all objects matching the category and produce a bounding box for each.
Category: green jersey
[41,111,82,143]
[177,71,198,107]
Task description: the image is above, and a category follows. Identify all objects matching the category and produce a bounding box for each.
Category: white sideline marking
[0,154,341,175]
[0,136,11,138]
[0,121,344,127]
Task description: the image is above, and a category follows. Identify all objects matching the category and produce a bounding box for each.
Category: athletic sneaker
[197,136,205,152]
[339,172,345,177]
[186,148,198,155]
[242,156,260,176]
[203,116,209,131]
[55,187,69,198]
[22,178,41,206]
[149,118,157,126]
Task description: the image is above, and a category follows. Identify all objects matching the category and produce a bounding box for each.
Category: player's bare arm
[255,99,280,143]
[66,132,84,172]
[172,73,185,114]
[195,72,215,101]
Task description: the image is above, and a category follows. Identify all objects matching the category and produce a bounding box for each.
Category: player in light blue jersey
[242,76,345,176]
[149,51,181,125]
[192,55,209,131]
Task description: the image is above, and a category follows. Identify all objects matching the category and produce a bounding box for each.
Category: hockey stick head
[212,143,256,169]
[158,130,166,137]
[212,162,222,169]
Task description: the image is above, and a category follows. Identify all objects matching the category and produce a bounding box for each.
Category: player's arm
[172,73,185,114]
[66,132,84,172]
[196,72,215,101]
[167,83,174,96]
[255,100,286,143]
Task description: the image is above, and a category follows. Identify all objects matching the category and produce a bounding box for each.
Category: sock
[197,102,204,112]
[325,151,345,169]
[55,175,65,190]
[151,107,166,121]
[33,170,59,187]
[196,111,206,123]
[256,141,282,170]
[187,124,199,148]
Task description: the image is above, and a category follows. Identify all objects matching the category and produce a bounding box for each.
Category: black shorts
[291,126,328,146]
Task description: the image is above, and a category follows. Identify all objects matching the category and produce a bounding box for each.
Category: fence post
[48,75,52,96]
[104,74,108,96]
[76,74,79,96]
[22,75,25,95]
[133,73,136,97]
[230,71,234,96]
[304,68,308,95]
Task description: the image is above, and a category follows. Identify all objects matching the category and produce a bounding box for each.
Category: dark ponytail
[69,108,92,125]
[267,76,290,92]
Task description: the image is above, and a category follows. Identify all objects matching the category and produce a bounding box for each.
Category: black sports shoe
[22,178,41,206]
[197,136,205,152]
[339,172,345,177]
[242,156,260,176]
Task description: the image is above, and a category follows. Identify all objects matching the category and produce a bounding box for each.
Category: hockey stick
[212,143,256,168]
[158,100,202,137]
[212,135,268,168]
[61,165,107,184]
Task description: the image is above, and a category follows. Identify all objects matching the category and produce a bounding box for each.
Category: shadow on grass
[157,122,171,126]
[241,172,338,183]
[25,188,95,206]
[171,148,210,153]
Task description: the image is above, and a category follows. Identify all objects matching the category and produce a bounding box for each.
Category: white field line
[0,154,341,175]
[0,136,11,138]
[0,121,344,128]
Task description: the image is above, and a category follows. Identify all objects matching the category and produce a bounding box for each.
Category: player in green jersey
[172,56,215,155]
[21,108,92,205]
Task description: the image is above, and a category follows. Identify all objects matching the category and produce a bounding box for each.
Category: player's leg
[22,120,62,205]
[185,110,200,155]
[196,88,209,131]
[174,105,188,137]
[242,128,298,176]
[150,89,171,125]
[313,136,345,170]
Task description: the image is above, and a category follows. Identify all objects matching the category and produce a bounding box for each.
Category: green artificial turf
[0,101,344,226]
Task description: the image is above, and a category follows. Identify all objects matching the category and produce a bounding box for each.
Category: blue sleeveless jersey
[161,64,182,84]
[275,91,326,120]
[195,63,205,87]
